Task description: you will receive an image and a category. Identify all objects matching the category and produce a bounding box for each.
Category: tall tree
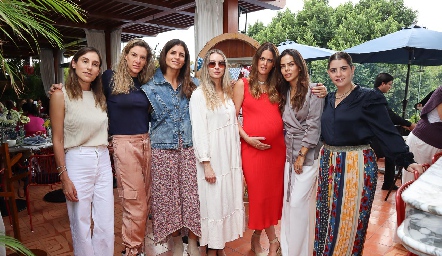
[246,0,442,117]
[247,9,297,44]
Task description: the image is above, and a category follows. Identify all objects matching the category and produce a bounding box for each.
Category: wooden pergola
[1,0,285,60]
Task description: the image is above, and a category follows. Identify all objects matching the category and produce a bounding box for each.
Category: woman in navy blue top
[314,51,423,256]
[102,39,155,256]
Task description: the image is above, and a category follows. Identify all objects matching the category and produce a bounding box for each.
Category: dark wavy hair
[277,49,310,112]
[65,47,106,111]
[159,39,196,99]
[248,42,280,104]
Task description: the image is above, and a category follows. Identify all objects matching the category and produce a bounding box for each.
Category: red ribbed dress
[241,78,285,230]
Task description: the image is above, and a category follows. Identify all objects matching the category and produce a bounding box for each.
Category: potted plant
[0,234,34,255]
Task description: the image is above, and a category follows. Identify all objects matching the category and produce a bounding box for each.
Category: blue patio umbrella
[277,40,335,61]
[344,25,442,117]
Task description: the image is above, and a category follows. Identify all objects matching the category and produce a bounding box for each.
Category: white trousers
[281,159,319,256]
[65,146,114,256]
[404,133,442,183]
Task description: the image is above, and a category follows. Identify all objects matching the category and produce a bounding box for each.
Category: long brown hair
[249,42,279,104]
[112,38,155,94]
[277,49,310,112]
[159,39,196,99]
[65,47,106,111]
[199,49,232,110]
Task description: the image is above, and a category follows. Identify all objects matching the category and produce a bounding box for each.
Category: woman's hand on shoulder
[48,83,64,97]
[312,83,327,98]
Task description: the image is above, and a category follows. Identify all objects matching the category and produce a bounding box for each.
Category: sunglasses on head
[207,61,226,68]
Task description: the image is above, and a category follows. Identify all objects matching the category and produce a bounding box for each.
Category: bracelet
[58,168,67,177]
[298,151,306,157]
[56,165,66,171]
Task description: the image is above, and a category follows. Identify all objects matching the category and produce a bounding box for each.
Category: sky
[143,0,441,59]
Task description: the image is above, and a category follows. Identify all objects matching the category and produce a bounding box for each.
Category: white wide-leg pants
[281,159,319,256]
[65,146,114,256]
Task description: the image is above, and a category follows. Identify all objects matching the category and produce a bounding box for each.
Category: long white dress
[189,87,245,249]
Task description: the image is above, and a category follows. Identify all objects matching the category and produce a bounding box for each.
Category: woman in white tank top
[50,47,114,256]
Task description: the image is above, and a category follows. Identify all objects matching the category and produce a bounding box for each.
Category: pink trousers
[112,133,151,256]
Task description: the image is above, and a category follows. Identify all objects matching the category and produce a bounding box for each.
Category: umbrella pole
[402,52,412,119]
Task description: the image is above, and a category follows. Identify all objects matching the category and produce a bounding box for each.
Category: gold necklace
[335,85,355,100]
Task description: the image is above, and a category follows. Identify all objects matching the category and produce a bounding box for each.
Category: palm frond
[32,0,86,23]
[0,234,35,256]
[0,0,86,94]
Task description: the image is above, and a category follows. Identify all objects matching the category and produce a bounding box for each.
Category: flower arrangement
[0,102,30,127]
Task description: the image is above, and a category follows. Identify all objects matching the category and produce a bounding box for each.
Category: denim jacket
[141,68,199,149]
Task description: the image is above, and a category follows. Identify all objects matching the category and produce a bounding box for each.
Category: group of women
[50,36,424,256]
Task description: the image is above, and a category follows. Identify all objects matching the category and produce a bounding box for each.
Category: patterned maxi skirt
[151,140,201,244]
[314,144,377,256]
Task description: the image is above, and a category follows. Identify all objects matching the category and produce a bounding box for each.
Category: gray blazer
[282,83,325,166]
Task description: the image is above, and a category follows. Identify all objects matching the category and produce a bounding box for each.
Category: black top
[321,85,415,167]
[102,69,151,135]
[414,89,435,110]
[373,88,411,127]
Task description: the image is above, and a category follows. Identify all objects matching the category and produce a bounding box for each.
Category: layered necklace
[335,84,355,100]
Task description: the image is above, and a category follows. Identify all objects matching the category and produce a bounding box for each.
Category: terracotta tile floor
[3,159,411,255]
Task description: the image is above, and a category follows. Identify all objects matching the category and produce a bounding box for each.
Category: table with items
[397,157,442,256]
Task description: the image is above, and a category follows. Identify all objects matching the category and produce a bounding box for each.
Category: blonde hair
[112,39,155,94]
[65,47,106,111]
[199,49,232,110]
[249,42,280,104]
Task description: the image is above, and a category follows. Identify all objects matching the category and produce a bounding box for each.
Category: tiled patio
[3,159,410,255]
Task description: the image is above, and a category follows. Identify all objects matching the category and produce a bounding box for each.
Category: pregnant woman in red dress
[233,42,285,256]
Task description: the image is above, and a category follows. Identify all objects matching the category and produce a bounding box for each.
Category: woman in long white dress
[277,49,324,256]
[189,49,245,256]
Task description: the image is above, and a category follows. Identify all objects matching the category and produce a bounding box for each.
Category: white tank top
[427,107,442,123]
[62,87,108,149]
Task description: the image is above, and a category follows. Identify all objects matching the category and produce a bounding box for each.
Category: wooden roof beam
[87,13,188,30]
[120,2,195,28]
[54,21,105,31]
[114,0,194,16]
[121,29,158,38]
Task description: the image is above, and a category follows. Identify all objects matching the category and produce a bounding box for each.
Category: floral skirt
[314,144,377,256]
[151,142,201,244]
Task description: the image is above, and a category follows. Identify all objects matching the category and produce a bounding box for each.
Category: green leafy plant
[0,0,86,94]
[0,234,34,256]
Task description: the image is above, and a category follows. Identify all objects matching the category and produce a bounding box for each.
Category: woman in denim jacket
[141,39,200,256]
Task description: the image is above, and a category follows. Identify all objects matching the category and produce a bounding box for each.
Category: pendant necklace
[257,80,265,85]
[335,84,355,100]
